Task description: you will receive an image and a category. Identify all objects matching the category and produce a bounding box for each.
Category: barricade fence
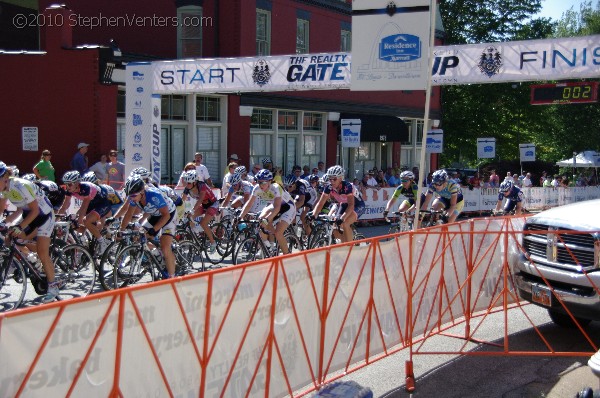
[1,217,599,397]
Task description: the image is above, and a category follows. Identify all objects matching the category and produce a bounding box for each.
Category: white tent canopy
[556,151,600,167]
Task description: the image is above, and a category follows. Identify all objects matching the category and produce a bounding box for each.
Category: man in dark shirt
[70,142,89,174]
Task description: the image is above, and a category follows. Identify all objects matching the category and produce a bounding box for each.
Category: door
[161,125,186,185]
[277,135,297,174]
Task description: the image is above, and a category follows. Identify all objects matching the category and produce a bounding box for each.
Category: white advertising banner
[432,35,600,85]
[350,0,431,91]
[340,119,361,148]
[477,138,496,158]
[125,63,154,179]
[519,144,536,162]
[425,129,443,153]
[152,53,350,94]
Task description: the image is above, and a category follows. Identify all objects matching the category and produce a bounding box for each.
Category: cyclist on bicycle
[283,175,315,236]
[309,165,365,243]
[22,173,66,212]
[59,170,113,253]
[81,171,124,218]
[238,169,296,255]
[131,167,185,218]
[0,162,59,303]
[383,170,423,221]
[180,170,219,253]
[222,170,253,209]
[420,169,464,223]
[495,179,524,215]
[120,175,178,278]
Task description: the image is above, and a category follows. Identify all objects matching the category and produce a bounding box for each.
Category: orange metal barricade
[1,216,598,397]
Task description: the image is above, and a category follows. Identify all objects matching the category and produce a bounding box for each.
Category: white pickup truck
[513,199,600,327]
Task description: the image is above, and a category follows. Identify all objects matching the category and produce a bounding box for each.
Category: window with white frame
[301,135,321,169]
[196,126,220,181]
[161,95,187,120]
[177,6,202,58]
[296,18,309,54]
[341,29,351,52]
[250,134,273,168]
[256,9,271,56]
[303,112,322,131]
[278,111,299,131]
[250,109,273,129]
[354,143,377,176]
[196,96,220,121]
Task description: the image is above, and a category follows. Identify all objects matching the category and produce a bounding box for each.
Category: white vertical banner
[340,119,361,148]
[425,129,443,153]
[150,94,162,184]
[351,0,431,91]
[125,63,154,179]
[477,138,496,158]
[519,144,536,162]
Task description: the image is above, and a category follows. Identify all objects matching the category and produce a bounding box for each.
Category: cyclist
[180,170,219,253]
[283,174,315,236]
[120,175,178,278]
[238,169,296,255]
[309,165,365,243]
[0,162,59,303]
[22,173,66,212]
[495,179,524,215]
[420,169,464,223]
[222,171,253,209]
[383,170,423,221]
[81,171,124,218]
[58,170,113,253]
[130,167,185,219]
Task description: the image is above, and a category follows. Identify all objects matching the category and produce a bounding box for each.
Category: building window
[296,19,309,54]
[250,109,273,129]
[355,143,377,175]
[116,123,126,162]
[303,112,323,131]
[196,96,220,121]
[416,120,424,144]
[301,135,321,169]
[161,95,187,120]
[256,9,271,56]
[341,29,351,52]
[196,126,220,181]
[278,111,299,131]
[250,134,273,168]
[177,6,202,58]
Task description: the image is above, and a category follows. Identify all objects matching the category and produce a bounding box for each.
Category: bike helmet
[229,172,242,185]
[181,170,198,183]
[131,167,151,179]
[22,173,37,181]
[431,169,448,184]
[62,170,81,183]
[9,166,19,176]
[261,157,272,165]
[309,175,320,183]
[283,175,297,187]
[81,171,99,184]
[234,166,247,175]
[320,173,329,185]
[0,161,7,177]
[327,165,344,178]
[123,175,145,196]
[499,179,514,193]
[255,169,273,182]
[400,171,415,180]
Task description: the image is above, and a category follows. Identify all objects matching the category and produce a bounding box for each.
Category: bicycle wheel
[382,225,401,242]
[0,256,27,312]
[307,224,327,249]
[112,244,155,288]
[212,222,233,258]
[310,236,331,249]
[98,241,126,291]
[233,237,266,265]
[203,230,226,266]
[174,240,205,273]
[53,244,96,299]
[283,232,303,253]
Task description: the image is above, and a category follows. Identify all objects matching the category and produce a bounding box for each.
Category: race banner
[425,129,443,153]
[432,35,600,85]
[477,138,496,158]
[351,0,431,91]
[519,144,536,162]
[341,119,361,148]
[152,52,350,93]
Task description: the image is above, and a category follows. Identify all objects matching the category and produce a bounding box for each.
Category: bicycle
[176,212,227,266]
[107,230,203,289]
[307,214,366,249]
[381,211,415,241]
[418,210,448,228]
[0,227,95,311]
[232,214,284,265]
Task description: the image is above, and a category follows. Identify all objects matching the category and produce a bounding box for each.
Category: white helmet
[62,170,81,183]
[182,170,198,183]
[326,165,344,178]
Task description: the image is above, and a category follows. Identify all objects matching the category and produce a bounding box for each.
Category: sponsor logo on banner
[133,100,142,109]
[379,34,421,62]
[153,105,159,117]
[341,119,361,148]
[136,87,144,93]
[252,59,271,87]
[132,71,145,81]
[133,153,142,162]
[478,46,502,78]
[132,114,143,126]
[426,129,443,153]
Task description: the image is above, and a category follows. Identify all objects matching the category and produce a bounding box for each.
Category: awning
[338,113,408,142]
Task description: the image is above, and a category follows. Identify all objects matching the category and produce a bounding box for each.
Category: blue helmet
[0,161,6,177]
[432,170,448,184]
[255,169,273,182]
[499,179,514,193]
[283,175,297,187]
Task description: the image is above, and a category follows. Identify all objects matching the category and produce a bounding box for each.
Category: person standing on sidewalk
[33,149,55,182]
[106,149,125,190]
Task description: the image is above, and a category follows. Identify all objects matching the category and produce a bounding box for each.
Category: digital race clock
[530,81,598,105]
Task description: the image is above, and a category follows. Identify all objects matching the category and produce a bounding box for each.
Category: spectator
[175,162,197,189]
[70,142,89,174]
[88,154,108,183]
[560,175,570,188]
[539,171,547,186]
[469,171,481,188]
[375,170,389,187]
[513,174,522,188]
[106,149,126,189]
[387,171,401,187]
[193,152,214,187]
[489,170,500,188]
[365,171,378,188]
[248,163,261,182]
[543,175,553,187]
[316,161,326,178]
[481,175,491,188]
[551,175,560,188]
[412,166,420,185]
[223,153,240,175]
[261,157,274,172]
[33,149,55,182]
[222,162,238,196]
[311,167,319,179]
[384,167,394,182]
[522,172,533,188]
[289,165,303,181]
[273,167,284,185]
[300,165,311,179]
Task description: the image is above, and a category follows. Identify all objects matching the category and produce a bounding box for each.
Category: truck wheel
[548,309,591,328]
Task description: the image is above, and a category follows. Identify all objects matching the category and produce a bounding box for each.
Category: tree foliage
[437,0,600,171]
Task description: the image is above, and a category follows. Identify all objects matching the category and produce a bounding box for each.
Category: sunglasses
[401,179,410,183]
[434,182,444,186]
[65,182,76,187]
[328,177,338,182]
[44,154,52,156]
[128,192,142,199]
[259,181,269,186]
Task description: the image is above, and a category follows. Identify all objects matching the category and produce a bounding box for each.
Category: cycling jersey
[250,182,294,205]
[426,181,464,202]
[130,186,176,216]
[35,180,65,211]
[289,179,314,206]
[228,180,254,196]
[392,183,420,205]
[498,186,523,203]
[1,177,52,214]
[158,185,183,207]
[323,180,365,217]
[101,184,123,206]
[184,180,217,209]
